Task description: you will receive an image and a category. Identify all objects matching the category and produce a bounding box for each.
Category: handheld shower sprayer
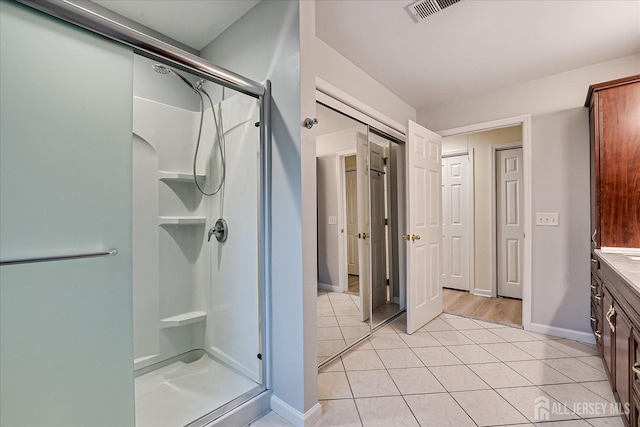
[151,64,226,197]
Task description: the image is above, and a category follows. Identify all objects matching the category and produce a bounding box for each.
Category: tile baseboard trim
[529,322,596,344]
[270,395,322,427]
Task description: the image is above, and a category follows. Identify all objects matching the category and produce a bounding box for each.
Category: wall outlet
[328,215,337,225]
[536,212,559,226]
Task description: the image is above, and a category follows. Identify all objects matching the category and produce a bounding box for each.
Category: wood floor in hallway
[443,288,522,326]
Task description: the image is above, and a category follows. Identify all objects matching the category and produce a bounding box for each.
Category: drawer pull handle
[591,258,598,264]
[590,316,596,322]
[594,330,602,338]
[595,294,602,301]
[590,284,597,290]
[633,363,640,376]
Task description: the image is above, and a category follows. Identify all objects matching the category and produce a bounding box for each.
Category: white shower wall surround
[131,92,261,384]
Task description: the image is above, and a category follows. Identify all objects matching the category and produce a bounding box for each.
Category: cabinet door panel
[614,302,631,424]
[599,82,640,248]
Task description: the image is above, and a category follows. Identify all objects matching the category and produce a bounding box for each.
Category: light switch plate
[536,212,558,226]
[328,215,337,225]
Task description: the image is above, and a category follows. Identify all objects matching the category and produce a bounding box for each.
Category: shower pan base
[134,351,258,427]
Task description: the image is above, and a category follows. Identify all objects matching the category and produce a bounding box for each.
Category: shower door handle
[0,249,118,266]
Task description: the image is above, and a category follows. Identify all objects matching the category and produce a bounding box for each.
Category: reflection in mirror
[316,103,371,364]
[369,131,404,328]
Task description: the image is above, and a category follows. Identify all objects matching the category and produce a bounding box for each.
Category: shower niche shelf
[158,216,206,226]
[160,311,206,328]
[158,171,205,183]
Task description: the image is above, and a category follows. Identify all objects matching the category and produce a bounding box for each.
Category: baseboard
[471,288,492,297]
[271,395,322,427]
[318,282,340,293]
[528,322,596,344]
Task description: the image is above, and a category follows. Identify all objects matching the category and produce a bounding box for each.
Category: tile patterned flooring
[318,289,400,364]
[252,312,624,427]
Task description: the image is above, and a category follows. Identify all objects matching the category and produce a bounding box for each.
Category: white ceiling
[316,0,640,110]
[91,0,640,111]
[93,0,260,51]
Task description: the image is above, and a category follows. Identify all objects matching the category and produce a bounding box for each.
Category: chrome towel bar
[0,249,118,266]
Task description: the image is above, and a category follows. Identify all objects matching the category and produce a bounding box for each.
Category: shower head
[152,64,199,94]
[151,64,171,74]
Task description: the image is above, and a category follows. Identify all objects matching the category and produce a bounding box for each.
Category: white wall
[316,37,416,125]
[200,1,321,423]
[419,54,640,338]
[442,126,522,297]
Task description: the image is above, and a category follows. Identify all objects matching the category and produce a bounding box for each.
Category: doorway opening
[440,123,526,327]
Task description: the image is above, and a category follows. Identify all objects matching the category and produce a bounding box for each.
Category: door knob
[411,234,421,242]
[402,234,411,241]
[362,232,370,240]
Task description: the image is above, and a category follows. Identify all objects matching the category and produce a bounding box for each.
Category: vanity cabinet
[587,75,640,427]
[592,251,640,426]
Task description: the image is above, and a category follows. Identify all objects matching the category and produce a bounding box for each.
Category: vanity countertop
[595,250,640,294]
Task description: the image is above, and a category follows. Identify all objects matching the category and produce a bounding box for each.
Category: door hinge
[385,218,388,226]
[383,157,388,165]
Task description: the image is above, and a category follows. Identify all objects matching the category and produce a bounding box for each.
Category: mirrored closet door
[316,102,405,365]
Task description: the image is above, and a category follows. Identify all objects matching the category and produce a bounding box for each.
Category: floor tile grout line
[318,311,606,426]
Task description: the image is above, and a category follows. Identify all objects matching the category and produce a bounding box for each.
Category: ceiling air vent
[407,0,462,21]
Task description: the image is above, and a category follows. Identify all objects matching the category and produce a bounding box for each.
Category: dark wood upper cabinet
[586,75,640,249]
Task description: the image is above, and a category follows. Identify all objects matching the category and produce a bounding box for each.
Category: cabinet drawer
[591,255,600,276]
[591,273,603,308]
[591,302,603,348]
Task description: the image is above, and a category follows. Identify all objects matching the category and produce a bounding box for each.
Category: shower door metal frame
[16,0,272,425]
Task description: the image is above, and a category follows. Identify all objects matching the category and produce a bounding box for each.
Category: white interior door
[356,132,371,322]
[441,155,471,291]
[497,148,524,299]
[370,141,387,310]
[346,169,359,276]
[406,121,442,334]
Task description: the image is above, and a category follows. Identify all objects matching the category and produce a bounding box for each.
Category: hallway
[443,288,523,326]
[252,313,621,427]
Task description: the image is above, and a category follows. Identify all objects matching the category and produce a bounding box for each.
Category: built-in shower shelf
[158,216,206,226]
[158,170,205,183]
[160,311,206,328]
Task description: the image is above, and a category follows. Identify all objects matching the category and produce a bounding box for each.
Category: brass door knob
[411,234,421,242]
[402,234,411,241]
[362,232,370,240]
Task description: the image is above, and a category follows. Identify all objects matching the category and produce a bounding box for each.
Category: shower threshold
[134,350,259,427]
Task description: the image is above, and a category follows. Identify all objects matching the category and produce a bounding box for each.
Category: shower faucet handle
[208,218,228,243]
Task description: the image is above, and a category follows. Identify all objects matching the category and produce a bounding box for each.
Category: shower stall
[1,1,271,425]
[132,55,264,426]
